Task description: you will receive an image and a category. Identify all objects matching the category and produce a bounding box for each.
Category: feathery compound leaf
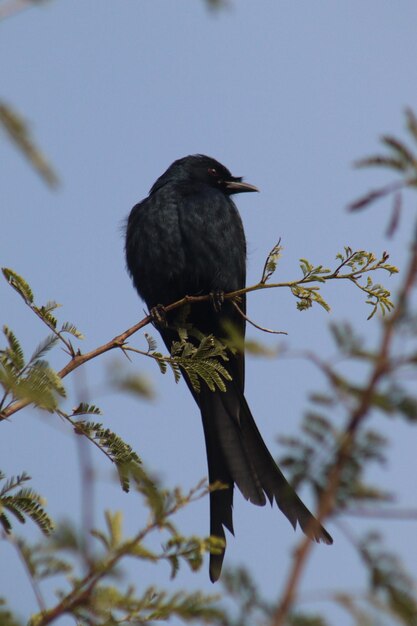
[145,589,223,621]
[168,360,182,383]
[355,155,407,171]
[381,135,416,167]
[291,285,330,313]
[145,332,158,352]
[60,321,84,339]
[181,358,231,393]
[29,334,59,365]
[0,471,31,497]
[261,238,282,283]
[299,258,314,276]
[5,361,66,411]
[359,532,417,624]
[405,107,417,142]
[28,361,66,404]
[3,488,54,534]
[0,472,54,535]
[34,304,59,329]
[2,326,25,371]
[72,402,102,416]
[168,335,231,393]
[0,513,12,533]
[184,366,201,393]
[0,101,59,188]
[2,268,34,304]
[74,421,142,492]
[152,352,168,375]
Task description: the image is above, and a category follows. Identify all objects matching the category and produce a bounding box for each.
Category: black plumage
[125,155,332,581]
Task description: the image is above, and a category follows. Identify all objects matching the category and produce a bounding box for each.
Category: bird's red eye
[208,168,218,176]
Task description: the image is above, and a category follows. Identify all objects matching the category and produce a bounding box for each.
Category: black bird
[125,155,332,581]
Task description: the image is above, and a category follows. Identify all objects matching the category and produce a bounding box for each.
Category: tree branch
[0,248,397,421]
[270,225,417,626]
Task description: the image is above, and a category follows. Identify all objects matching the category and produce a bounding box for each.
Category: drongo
[125,155,332,581]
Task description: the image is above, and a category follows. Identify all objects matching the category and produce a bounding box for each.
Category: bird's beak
[225,179,259,194]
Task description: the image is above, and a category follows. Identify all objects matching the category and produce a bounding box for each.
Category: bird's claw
[210,290,225,312]
[150,304,168,328]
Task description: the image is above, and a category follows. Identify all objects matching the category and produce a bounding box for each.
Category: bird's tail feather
[201,383,333,548]
[231,384,333,545]
[200,394,234,582]
[186,366,333,582]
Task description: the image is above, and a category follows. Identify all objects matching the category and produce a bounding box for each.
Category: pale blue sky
[2,2,417,624]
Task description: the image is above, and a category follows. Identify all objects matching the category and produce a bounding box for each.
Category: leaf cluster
[138,331,232,393]
[8,479,225,626]
[0,325,65,413]
[292,248,397,318]
[0,599,22,626]
[349,109,417,233]
[0,471,54,535]
[0,269,84,417]
[0,101,58,188]
[333,533,417,626]
[279,410,390,512]
[359,532,417,625]
[70,411,143,493]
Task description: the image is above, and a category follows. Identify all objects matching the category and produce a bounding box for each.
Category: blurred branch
[0,102,59,188]
[271,225,417,626]
[29,481,218,626]
[344,507,417,520]
[205,0,229,10]
[4,531,47,613]
[0,0,45,21]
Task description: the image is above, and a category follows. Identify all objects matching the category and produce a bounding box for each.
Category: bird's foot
[149,304,168,328]
[210,290,225,312]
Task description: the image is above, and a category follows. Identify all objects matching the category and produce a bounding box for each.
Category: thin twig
[343,507,417,520]
[3,531,47,613]
[231,300,288,335]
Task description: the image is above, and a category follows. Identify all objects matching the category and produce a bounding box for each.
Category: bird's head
[149,154,259,196]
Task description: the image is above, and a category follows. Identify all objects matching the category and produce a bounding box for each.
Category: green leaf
[1,360,66,411]
[299,258,313,276]
[29,334,59,364]
[2,326,25,371]
[0,598,22,626]
[0,101,59,188]
[405,107,417,142]
[115,372,154,399]
[0,473,54,535]
[60,322,84,339]
[145,332,157,352]
[35,304,59,330]
[74,421,142,492]
[104,510,123,549]
[2,268,34,304]
[261,238,282,283]
[72,402,102,416]
[0,472,31,497]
